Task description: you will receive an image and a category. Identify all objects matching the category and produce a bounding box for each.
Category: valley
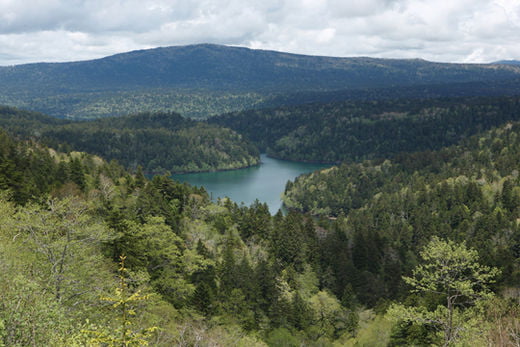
[1,44,520,346]
[173,154,330,214]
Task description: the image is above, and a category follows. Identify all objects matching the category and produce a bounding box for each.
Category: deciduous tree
[389,237,500,346]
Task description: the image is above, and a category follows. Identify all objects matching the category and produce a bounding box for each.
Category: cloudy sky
[0,0,519,65]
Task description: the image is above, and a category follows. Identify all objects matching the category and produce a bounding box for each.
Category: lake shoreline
[265,153,340,166]
[146,157,261,175]
[171,154,331,214]
[170,153,338,175]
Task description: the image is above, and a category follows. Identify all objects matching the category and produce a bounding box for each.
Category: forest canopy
[1,98,520,345]
[0,107,259,173]
[210,96,520,163]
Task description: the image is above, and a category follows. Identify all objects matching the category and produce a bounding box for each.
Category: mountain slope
[44,112,260,173]
[3,44,520,92]
[210,95,520,163]
[1,44,520,119]
[0,106,259,173]
[493,60,520,66]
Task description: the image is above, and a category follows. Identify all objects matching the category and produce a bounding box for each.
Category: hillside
[1,44,520,119]
[3,43,520,346]
[277,121,520,344]
[0,106,259,173]
[4,44,520,92]
[1,109,520,346]
[259,77,520,109]
[282,118,520,215]
[493,60,520,66]
[210,95,520,163]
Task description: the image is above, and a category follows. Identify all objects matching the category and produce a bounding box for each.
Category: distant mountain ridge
[493,60,520,66]
[2,44,520,91]
[1,44,520,119]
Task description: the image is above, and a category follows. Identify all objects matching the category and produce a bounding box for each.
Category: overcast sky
[0,0,518,66]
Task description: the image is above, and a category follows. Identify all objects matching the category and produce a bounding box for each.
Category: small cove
[172,154,330,214]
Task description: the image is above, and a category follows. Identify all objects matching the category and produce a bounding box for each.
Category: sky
[0,0,519,66]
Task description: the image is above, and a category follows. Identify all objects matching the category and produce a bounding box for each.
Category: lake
[172,154,330,214]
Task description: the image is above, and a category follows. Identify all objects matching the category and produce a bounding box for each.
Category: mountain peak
[1,44,520,119]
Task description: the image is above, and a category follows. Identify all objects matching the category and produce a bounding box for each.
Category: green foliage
[265,327,301,347]
[0,107,260,173]
[82,255,157,346]
[5,88,268,120]
[0,197,109,347]
[342,313,393,347]
[389,237,499,346]
[0,128,61,204]
[403,237,499,302]
[3,44,520,120]
[283,119,520,217]
[281,121,520,312]
[0,249,75,347]
[13,197,112,304]
[308,290,348,339]
[212,96,520,163]
[2,98,520,346]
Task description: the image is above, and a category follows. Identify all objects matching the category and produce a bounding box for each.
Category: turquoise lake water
[172,154,330,214]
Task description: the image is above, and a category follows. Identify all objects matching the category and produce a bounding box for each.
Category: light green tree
[0,197,82,346]
[389,236,500,346]
[13,197,112,305]
[120,216,212,306]
[83,255,157,346]
[308,290,348,339]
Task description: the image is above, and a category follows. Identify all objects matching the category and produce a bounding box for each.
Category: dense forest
[211,95,520,163]
[279,121,520,343]
[2,44,520,346]
[3,77,520,121]
[2,101,520,345]
[1,44,520,119]
[0,89,269,120]
[6,95,520,175]
[44,112,260,173]
[282,120,520,216]
[259,77,520,110]
[0,107,259,173]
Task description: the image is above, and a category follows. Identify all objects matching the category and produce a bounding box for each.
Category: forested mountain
[1,44,520,119]
[493,60,520,66]
[6,94,520,175]
[259,77,520,109]
[210,95,520,163]
[1,104,519,346]
[0,106,259,173]
[45,113,260,173]
[2,44,520,346]
[278,120,520,343]
[282,120,520,216]
[0,105,70,134]
[4,44,520,91]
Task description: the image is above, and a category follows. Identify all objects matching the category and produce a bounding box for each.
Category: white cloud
[0,0,518,65]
